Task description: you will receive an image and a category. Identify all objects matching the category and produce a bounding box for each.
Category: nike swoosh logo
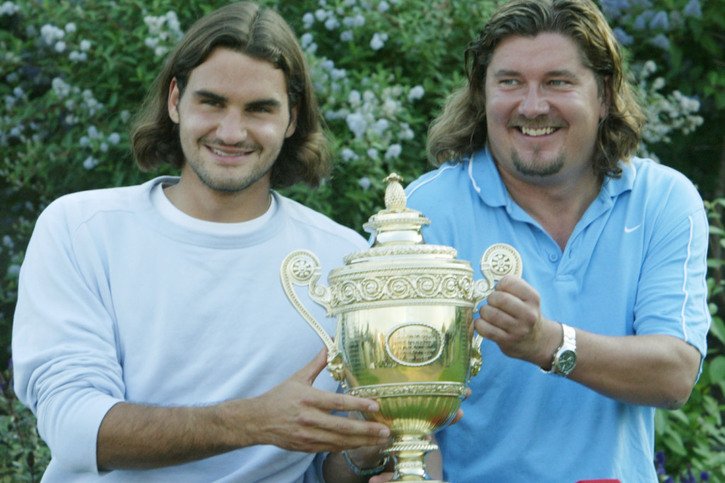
[624,224,642,233]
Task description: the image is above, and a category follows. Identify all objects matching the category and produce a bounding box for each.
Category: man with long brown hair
[398,0,710,481]
[12,2,391,481]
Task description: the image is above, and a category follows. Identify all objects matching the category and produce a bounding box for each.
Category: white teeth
[211,148,242,157]
[521,127,555,136]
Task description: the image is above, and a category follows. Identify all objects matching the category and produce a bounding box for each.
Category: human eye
[250,104,273,113]
[247,100,280,114]
[194,91,226,108]
[549,79,572,87]
[200,98,223,107]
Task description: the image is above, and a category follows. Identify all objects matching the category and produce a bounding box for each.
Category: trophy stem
[386,435,446,483]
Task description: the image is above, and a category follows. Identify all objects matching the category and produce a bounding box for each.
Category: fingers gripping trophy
[281,174,522,482]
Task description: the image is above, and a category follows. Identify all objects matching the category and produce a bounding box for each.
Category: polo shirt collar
[470,147,635,208]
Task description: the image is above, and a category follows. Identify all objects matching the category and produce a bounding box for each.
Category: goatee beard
[511,150,564,177]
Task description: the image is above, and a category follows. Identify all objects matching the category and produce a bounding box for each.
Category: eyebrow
[492,69,579,79]
[192,89,283,110]
[193,89,227,104]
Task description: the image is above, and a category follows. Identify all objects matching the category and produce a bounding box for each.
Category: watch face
[556,350,577,375]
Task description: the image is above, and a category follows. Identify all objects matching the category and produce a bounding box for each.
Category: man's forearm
[96,400,256,470]
[567,332,701,408]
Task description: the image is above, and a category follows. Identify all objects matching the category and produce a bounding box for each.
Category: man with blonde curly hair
[399,0,710,481]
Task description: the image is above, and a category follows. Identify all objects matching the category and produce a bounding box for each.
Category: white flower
[378,1,390,12]
[0,2,20,16]
[80,39,91,51]
[302,12,315,29]
[165,11,180,33]
[358,176,372,190]
[40,24,65,45]
[340,30,353,42]
[301,32,314,49]
[370,32,388,51]
[346,112,367,138]
[408,85,425,101]
[371,118,390,136]
[384,143,402,159]
[108,132,121,144]
[324,17,339,30]
[366,148,379,159]
[83,156,99,170]
[51,77,71,98]
[69,51,88,62]
[348,90,362,106]
[54,41,66,53]
[64,22,76,33]
[341,148,358,161]
[87,125,100,139]
[382,98,399,117]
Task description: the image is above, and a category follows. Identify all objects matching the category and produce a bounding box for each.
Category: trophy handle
[280,250,345,382]
[470,243,524,376]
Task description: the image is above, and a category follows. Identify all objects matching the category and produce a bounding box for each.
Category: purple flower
[649,10,670,30]
[600,0,630,20]
[613,27,633,46]
[633,11,653,31]
[683,0,702,18]
[649,33,670,51]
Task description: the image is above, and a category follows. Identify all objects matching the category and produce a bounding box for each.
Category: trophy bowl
[281,174,522,482]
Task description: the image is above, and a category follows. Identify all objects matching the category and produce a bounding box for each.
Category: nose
[216,110,247,144]
[518,85,549,118]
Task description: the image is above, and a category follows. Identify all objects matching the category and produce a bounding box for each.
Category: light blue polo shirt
[405,148,709,483]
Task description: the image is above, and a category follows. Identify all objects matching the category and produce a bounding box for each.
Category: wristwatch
[545,323,577,376]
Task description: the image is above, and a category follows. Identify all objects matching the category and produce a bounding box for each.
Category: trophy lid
[344,173,458,264]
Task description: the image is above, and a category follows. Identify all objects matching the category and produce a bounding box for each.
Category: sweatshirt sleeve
[12,199,124,473]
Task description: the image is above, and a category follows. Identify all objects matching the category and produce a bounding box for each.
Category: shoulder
[626,157,704,210]
[38,181,155,232]
[275,194,368,251]
[406,162,467,200]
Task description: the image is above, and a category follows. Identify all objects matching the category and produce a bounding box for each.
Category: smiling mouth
[207,145,255,158]
[519,126,558,137]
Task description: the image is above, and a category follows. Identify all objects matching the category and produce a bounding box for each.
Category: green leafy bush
[0,0,722,480]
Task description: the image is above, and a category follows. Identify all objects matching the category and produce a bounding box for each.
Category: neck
[163,178,272,223]
[500,169,601,250]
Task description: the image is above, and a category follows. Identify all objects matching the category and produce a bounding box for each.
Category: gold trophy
[280,174,522,482]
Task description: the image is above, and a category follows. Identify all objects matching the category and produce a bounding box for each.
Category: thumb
[293,348,329,385]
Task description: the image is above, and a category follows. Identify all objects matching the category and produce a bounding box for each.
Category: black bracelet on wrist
[341,449,390,476]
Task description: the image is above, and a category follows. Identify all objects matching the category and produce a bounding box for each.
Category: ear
[285,105,298,139]
[168,77,180,124]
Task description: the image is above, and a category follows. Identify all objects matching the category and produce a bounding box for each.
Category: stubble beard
[186,139,279,194]
[511,149,564,178]
[190,158,275,193]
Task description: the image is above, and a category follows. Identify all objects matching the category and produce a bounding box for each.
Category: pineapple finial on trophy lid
[363,172,430,246]
[383,173,406,212]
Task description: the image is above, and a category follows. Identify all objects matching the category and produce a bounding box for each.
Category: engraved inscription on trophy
[385,323,444,366]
